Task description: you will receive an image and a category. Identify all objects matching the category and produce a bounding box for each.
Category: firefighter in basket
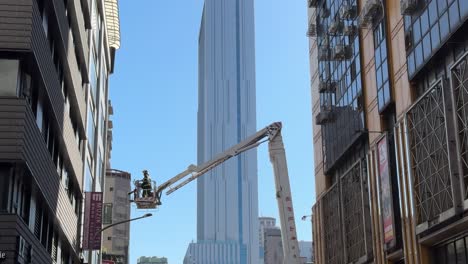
[141,170,153,197]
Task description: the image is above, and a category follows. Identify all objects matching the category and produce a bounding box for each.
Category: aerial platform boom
[131,122,301,263]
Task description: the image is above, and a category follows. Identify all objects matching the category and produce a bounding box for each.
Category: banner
[102,261,115,264]
[83,192,103,250]
[377,135,395,244]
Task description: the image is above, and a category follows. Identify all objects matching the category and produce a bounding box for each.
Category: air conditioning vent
[401,0,419,15]
[340,4,357,20]
[316,108,336,125]
[308,0,319,8]
[318,47,330,61]
[332,45,353,60]
[343,24,357,36]
[328,20,343,35]
[358,0,382,28]
[319,80,338,93]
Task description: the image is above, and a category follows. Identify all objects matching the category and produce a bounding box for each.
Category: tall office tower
[102,169,131,264]
[0,0,120,263]
[309,0,468,263]
[185,0,258,263]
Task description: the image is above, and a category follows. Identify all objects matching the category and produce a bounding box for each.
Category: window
[85,162,93,192]
[87,108,95,156]
[0,166,11,212]
[110,187,113,191]
[108,237,112,240]
[0,59,20,96]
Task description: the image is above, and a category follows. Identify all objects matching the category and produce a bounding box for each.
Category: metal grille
[451,55,468,199]
[407,81,454,224]
[322,183,343,264]
[341,161,370,263]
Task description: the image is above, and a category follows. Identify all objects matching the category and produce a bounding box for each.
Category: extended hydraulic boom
[131,122,301,263]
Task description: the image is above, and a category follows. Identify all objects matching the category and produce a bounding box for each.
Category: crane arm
[155,122,281,196]
[152,121,300,264]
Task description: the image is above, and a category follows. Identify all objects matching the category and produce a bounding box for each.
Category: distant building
[264,228,282,264]
[298,241,313,262]
[102,169,132,264]
[259,217,277,263]
[137,256,168,264]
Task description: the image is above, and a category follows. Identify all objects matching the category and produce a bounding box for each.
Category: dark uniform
[141,170,152,197]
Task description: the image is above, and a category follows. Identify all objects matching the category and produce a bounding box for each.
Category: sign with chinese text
[83,192,103,250]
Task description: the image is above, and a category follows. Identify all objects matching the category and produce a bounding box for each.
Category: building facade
[102,169,131,264]
[258,217,276,264]
[0,0,120,263]
[263,228,282,264]
[188,0,259,263]
[137,256,168,264]
[309,0,468,263]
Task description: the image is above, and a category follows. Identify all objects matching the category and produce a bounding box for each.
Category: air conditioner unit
[319,80,338,93]
[333,45,353,60]
[358,0,382,28]
[340,4,357,20]
[318,47,330,61]
[307,23,317,37]
[316,108,336,125]
[308,0,319,8]
[401,0,419,16]
[328,20,343,35]
[343,24,357,36]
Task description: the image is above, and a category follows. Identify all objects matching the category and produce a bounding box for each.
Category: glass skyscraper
[185,0,259,263]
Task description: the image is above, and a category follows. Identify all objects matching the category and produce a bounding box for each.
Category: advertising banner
[83,192,103,250]
[377,135,395,244]
[102,260,115,264]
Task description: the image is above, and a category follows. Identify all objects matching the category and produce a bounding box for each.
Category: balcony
[340,4,357,20]
[319,80,338,93]
[343,24,357,36]
[315,107,336,125]
[400,0,419,16]
[332,45,353,60]
[318,47,330,61]
[358,0,382,28]
[328,20,343,35]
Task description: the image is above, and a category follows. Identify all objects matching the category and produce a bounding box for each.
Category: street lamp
[99,213,152,234]
[301,215,312,221]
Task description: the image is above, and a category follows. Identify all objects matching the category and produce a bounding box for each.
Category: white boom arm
[154,122,301,264]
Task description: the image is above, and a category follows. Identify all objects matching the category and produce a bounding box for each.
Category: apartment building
[102,169,131,264]
[309,0,468,263]
[0,0,120,263]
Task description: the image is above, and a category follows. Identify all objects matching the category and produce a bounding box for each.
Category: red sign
[83,192,103,250]
[378,135,395,244]
[102,261,115,264]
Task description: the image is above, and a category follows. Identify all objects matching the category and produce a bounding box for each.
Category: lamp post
[99,213,152,234]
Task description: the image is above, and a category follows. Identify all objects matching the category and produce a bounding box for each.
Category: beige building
[102,169,131,264]
[264,228,283,264]
[309,0,468,263]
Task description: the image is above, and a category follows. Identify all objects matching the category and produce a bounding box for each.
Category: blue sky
[109,0,314,263]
